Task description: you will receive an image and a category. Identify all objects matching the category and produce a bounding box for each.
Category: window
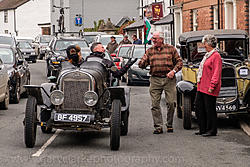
[4,10,8,23]
[224,0,236,29]
[193,10,198,31]
[164,25,171,45]
[213,6,218,30]
[4,30,8,34]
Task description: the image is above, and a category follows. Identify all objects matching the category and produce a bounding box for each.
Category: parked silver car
[0,58,9,109]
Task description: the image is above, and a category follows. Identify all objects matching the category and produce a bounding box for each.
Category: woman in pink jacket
[195,34,222,137]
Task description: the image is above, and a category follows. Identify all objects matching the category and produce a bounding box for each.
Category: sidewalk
[239,113,250,137]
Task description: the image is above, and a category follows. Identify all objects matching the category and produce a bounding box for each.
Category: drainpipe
[218,0,220,29]
[14,9,17,36]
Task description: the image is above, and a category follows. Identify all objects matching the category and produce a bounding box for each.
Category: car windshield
[40,36,52,43]
[188,39,247,62]
[18,42,32,49]
[100,36,123,46]
[0,48,14,64]
[0,36,14,46]
[55,40,88,51]
[218,39,247,58]
[117,46,131,58]
[132,47,147,59]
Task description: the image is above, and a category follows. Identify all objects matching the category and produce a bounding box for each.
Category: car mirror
[113,58,120,62]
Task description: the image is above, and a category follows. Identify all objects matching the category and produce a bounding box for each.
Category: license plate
[54,113,91,123]
[216,104,237,111]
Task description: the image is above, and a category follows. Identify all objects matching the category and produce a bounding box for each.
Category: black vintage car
[0,44,30,104]
[24,59,130,150]
[176,29,250,129]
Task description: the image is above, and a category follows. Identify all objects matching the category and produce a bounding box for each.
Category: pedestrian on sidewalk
[132,34,142,44]
[119,35,132,45]
[106,36,118,54]
[194,34,222,137]
[138,31,183,134]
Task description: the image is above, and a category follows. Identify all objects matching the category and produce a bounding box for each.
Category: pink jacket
[197,51,222,97]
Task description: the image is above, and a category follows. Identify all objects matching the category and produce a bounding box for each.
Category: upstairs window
[193,10,198,31]
[4,10,8,23]
[213,6,218,30]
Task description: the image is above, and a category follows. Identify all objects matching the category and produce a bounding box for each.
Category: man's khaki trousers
[149,76,176,128]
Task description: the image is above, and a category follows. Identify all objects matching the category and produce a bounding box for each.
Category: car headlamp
[238,66,249,79]
[50,90,64,105]
[84,91,98,106]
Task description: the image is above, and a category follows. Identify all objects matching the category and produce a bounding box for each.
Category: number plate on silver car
[54,113,91,123]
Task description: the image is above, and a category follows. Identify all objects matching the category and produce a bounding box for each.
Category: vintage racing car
[23,59,130,151]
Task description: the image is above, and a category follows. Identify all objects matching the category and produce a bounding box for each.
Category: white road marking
[32,129,62,157]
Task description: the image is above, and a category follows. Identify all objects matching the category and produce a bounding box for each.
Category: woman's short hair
[202,34,217,48]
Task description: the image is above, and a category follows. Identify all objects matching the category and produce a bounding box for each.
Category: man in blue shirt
[132,34,142,44]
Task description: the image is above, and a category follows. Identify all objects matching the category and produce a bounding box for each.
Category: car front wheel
[24,96,38,148]
[183,95,192,130]
[110,99,121,151]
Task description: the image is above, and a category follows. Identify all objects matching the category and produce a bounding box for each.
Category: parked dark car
[0,44,30,103]
[17,41,37,63]
[124,45,151,85]
[46,36,89,78]
[176,29,250,129]
[24,58,131,151]
[0,58,9,110]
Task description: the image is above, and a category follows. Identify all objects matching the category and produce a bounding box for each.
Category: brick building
[172,0,249,44]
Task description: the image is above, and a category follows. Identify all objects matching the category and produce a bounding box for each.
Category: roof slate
[0,0,29,11]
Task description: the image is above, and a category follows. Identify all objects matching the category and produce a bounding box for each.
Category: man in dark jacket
[86,42,137,79]
[132,34,142,44]
[119,35,132,45]
[106,36,118,54]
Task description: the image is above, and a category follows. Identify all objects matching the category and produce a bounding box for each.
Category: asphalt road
[0,60,250,167]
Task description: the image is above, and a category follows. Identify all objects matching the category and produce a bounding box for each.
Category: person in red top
[195,34,222,137]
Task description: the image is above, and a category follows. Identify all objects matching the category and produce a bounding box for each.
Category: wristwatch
[172,70,177,74]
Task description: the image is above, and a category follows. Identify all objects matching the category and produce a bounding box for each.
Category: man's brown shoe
[167,126,173,133]
[153,128,163,134]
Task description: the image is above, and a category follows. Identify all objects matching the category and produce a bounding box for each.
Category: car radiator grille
[218,67,237,97]
[62,78,90,111]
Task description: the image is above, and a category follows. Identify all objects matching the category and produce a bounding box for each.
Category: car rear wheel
[121,109,129,136]
[183,95,192,129]
[110,99,121,151]
[0,85,9,110]
[24,96,37,148]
